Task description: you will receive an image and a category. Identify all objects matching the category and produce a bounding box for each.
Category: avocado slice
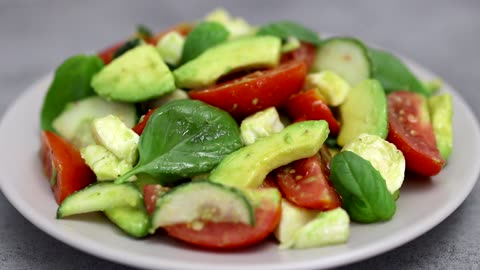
[337,79,388,146]
[91,45,175,102]
[173,36,281,89]
[209,120,329,188]
[428,93,453,159]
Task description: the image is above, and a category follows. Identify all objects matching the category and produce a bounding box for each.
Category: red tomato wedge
[387,91,445,176]
[274,155,341,210]
[143,184,170,215]
[40,131,96,204]
[258,174,278,189]
[281,42,317,70]
[164,191,281,249]
[188,61,307,119]
[286,89,340,135]
[132,108,156,135]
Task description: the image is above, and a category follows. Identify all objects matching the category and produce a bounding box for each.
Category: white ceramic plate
[1,57,479,270]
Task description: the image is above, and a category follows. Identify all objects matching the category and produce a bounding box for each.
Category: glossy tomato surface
[189,61,307,119]
[287,89,340,135]
[281,42,317,70]
[387,91,445,176]
[275,155,341,210]
[164,194,281,249]
[40,131,96,204]
[132,109,156,135]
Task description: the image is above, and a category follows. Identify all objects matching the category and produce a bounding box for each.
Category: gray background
[1,0,479,269]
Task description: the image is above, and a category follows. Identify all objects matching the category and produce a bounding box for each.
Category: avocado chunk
[91,45,175,102]
[204,8,255,39]
[337,79,388,146]
[156,31,185,66]
[342,133,405,194]
[173,36,281,89]
[240,107,284,145]
[209,120,329,188]
[91,115,139,165]
[80,144,132,181]
[304,71,351,106]
[286,208,350,249]
[274,199,318,247]
[428,93,453,159]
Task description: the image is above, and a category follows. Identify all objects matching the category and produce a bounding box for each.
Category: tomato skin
[132,109,156,135]
[258,174,278,189]
[188,61,307,119]
[97,41,125,65]
[40,131,96,204]
[281,42,317,70]
[387,91,445,176]
[164,197,281,249]
[274,155,341,210]
[143,184,168,215]
[287,89,340,135]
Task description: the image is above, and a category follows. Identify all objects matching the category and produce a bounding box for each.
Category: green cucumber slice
[105,206,150,238]
[57,182,142,218]
[150,181,254,233]
[52,96,137,149]
[313,37,371,86]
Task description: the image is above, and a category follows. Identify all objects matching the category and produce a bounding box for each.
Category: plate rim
[1,57,480,270]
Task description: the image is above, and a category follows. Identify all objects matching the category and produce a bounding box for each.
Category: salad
[39,8,453,250]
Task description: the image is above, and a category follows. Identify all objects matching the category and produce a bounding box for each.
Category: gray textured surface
[0,0,479,269]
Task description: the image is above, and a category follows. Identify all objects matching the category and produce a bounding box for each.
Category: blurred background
[1,0,479,269]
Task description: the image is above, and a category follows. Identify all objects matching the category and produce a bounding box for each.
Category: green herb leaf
[40,55,104,132]
[136,24,153,39]
[112,38,143,60]
[368,48,429,96]
[256,21,321,46]
[180,21,229,64]
[50,167,57,187]
[329,151,396,223]
[115,99,243,184]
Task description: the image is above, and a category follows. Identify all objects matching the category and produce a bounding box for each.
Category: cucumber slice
[52,96,137,148]
[105,206,150,238]
[57,182,143,218]
[313,37,371,86]
[150,181,254,233]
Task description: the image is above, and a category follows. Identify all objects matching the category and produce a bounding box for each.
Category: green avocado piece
[337,79,388,146]
[173,36,281,89]
[91,45,175,102]
[428,93,453,159]
[288,208,350,249]
[209,120,329,188]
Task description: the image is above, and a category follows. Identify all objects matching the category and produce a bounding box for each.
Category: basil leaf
[368,48,429,96]
[112,38,143,60]
[116,99,243,184]
[40,55,104,132]
[136,24,153,39]
[257,21,321,46]
[180,21,229,64]
[329,151,396,223]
